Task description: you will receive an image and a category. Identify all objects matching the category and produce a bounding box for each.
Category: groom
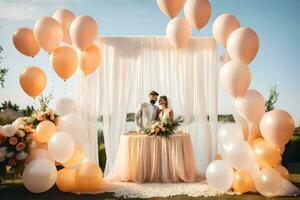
[135,91,159,131]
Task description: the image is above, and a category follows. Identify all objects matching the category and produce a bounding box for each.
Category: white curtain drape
[76,36,218,176]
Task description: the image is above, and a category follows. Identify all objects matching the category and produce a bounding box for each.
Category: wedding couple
[135,91,173,130]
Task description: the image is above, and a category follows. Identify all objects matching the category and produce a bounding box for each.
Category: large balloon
[219,60,251,97]
[25,149,55,165]
[34,16,63,53]
[53,9,75,44]
[13,28,40,57]
[2,124,17,137]
[184,0,211,29]
[206,160,234,192]
[235,89,265,124]
[75,162,103,191]
[50,46,78,80]
[232,170,254,193]
[252,138,281,168]
[79,44,102,75]
[58,114,84,144]
[48,132,75,163]
[166,17,192,49]
[36,120,57,143]
[212,13,240,46]
[22,159,57,193]
[70,16,98,50]
[260,109,295,147]
[62,144,84,168]
[227,27,259,64]
[156,0,184,18]
[218,123,244,147]
[56,168,76,192]
[254,168,282,197]
[55,98,77,116]
[19,66,47,98]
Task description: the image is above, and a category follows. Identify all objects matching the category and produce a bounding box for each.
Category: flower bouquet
[142,117,183,137]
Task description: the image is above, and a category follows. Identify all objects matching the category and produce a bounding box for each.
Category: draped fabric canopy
[76,36,218,175]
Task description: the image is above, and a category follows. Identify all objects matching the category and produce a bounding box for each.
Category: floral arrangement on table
[0,109,59,180]
[142,117,183,137]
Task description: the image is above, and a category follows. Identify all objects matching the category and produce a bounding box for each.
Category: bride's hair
[159,96,168,108]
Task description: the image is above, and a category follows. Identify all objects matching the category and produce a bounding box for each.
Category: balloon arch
[6,0,297,197]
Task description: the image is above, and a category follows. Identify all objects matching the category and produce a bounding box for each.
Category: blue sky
[0,0,299,125]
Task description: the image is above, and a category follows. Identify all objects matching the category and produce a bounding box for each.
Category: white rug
[107,181,237,199]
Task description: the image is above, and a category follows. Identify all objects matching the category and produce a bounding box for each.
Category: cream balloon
[58,114,84,144]
[55,98,77,116]
[219,60,251,97]
[13,28,40,57]
[47,132,75,163]
[19,66,47,98]
[235,89,265,124]
[70,15,98,50]
[184,0,211,29]
[218,123,244,147]
[254,168,282,197]
[227,27,259,64]
[50,46,78,81]
[34,16,63,53]
[12,117,25,128]
[275,165,289,179]
[79,44,101,75]
[36,120,57,143]
[25,149,55,165]
[62,144,84,168]
[53,9,75,44]
[22,159,57,193]
[166,17,192,49]
[156,0,184,18]
[2,124,17,137]
[260,109,295,147]
[212,13,240,46]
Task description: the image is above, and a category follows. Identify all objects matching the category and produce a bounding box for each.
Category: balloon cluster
[156,0,211,49]
[206,13,298,197]
[22,98,106,193]
[13,9,102,98]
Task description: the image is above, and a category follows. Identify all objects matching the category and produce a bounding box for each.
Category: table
[106,132,199,183]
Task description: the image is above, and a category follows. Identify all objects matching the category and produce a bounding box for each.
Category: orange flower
[155,127,161,134]
[16,143,26,151]
[9,137,18,145]
[25,126,32,133]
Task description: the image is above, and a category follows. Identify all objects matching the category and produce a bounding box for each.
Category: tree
[265,85,279,112]
[20,105,36,116]
[0,100,20,112]
[0,45,8,88]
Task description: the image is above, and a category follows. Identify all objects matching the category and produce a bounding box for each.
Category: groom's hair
[149,91,159,96]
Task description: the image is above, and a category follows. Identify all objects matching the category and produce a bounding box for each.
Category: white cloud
[0,0,83,20]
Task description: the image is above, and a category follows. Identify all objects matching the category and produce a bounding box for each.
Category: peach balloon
[70,16,98,50]
[156,0,184,18]
[227,27,259,64]
[275,165,289,179]
[36,120,57,143]
[34,16,63,53]
[25,149,55,165]
[219,60,251,97]
[184,0,211,29]
[252,138,282,168]
[63,144,84,168]
[13,28,40,57]
[166,17,192,49]
[260,109,295,147]
[232,170,254,193]
[56,168,76,192]
[79,44,101,75]
[254,168,282,197]
[75,162,103,191]
[19,66,47,98]
[235,89,265,124]
[53,9,75,44]
[50,46,78,80]
[212,13,240,46]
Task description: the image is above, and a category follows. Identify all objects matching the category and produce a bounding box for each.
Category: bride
[157,95,174,122]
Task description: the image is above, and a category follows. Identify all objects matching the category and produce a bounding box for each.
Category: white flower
[161,127,166,131]
[16,151,28,160]
[6,152,14,158]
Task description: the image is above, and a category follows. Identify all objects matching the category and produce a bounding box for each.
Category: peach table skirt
[106,132,198,183]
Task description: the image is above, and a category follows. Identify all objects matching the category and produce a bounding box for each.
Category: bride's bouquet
[142,117,183,137]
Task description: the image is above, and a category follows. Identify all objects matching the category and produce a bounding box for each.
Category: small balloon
[55,98,77,116]
[232,170,254,193]
[13,28,40,57]
[79,44,102,75]
[184,0,211,29]
[58,114,84,144]
[2,124,17,137]
[156,0,184,18]
[56,168,76,192]
[75,162,103,191]
[53,9,75,44]
[36,120,57,143]
[62,144,84,168]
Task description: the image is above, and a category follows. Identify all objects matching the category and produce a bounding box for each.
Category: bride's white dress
[158,109,171,122]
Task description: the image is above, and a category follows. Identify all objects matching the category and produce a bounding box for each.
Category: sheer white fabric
[76,36,218,176]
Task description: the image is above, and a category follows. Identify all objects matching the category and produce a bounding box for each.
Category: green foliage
[38,93,54,111]
[20,106,36,117]
[0,45,8,88]
[0,101,20,112]
[218,114,235,123]
[265,85,279,112]
[283,133,300,165]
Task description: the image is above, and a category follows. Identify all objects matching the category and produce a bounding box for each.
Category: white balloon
[12,117,25,128]
[55,98,76,116]
[276,178,300,196]
[206,160,234,192]
[22,159,57,193]
[2,124,17,137]
[48,132,75,163]
[58,114,83,143]
[254,168,282,197]
[218,123,244,146]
